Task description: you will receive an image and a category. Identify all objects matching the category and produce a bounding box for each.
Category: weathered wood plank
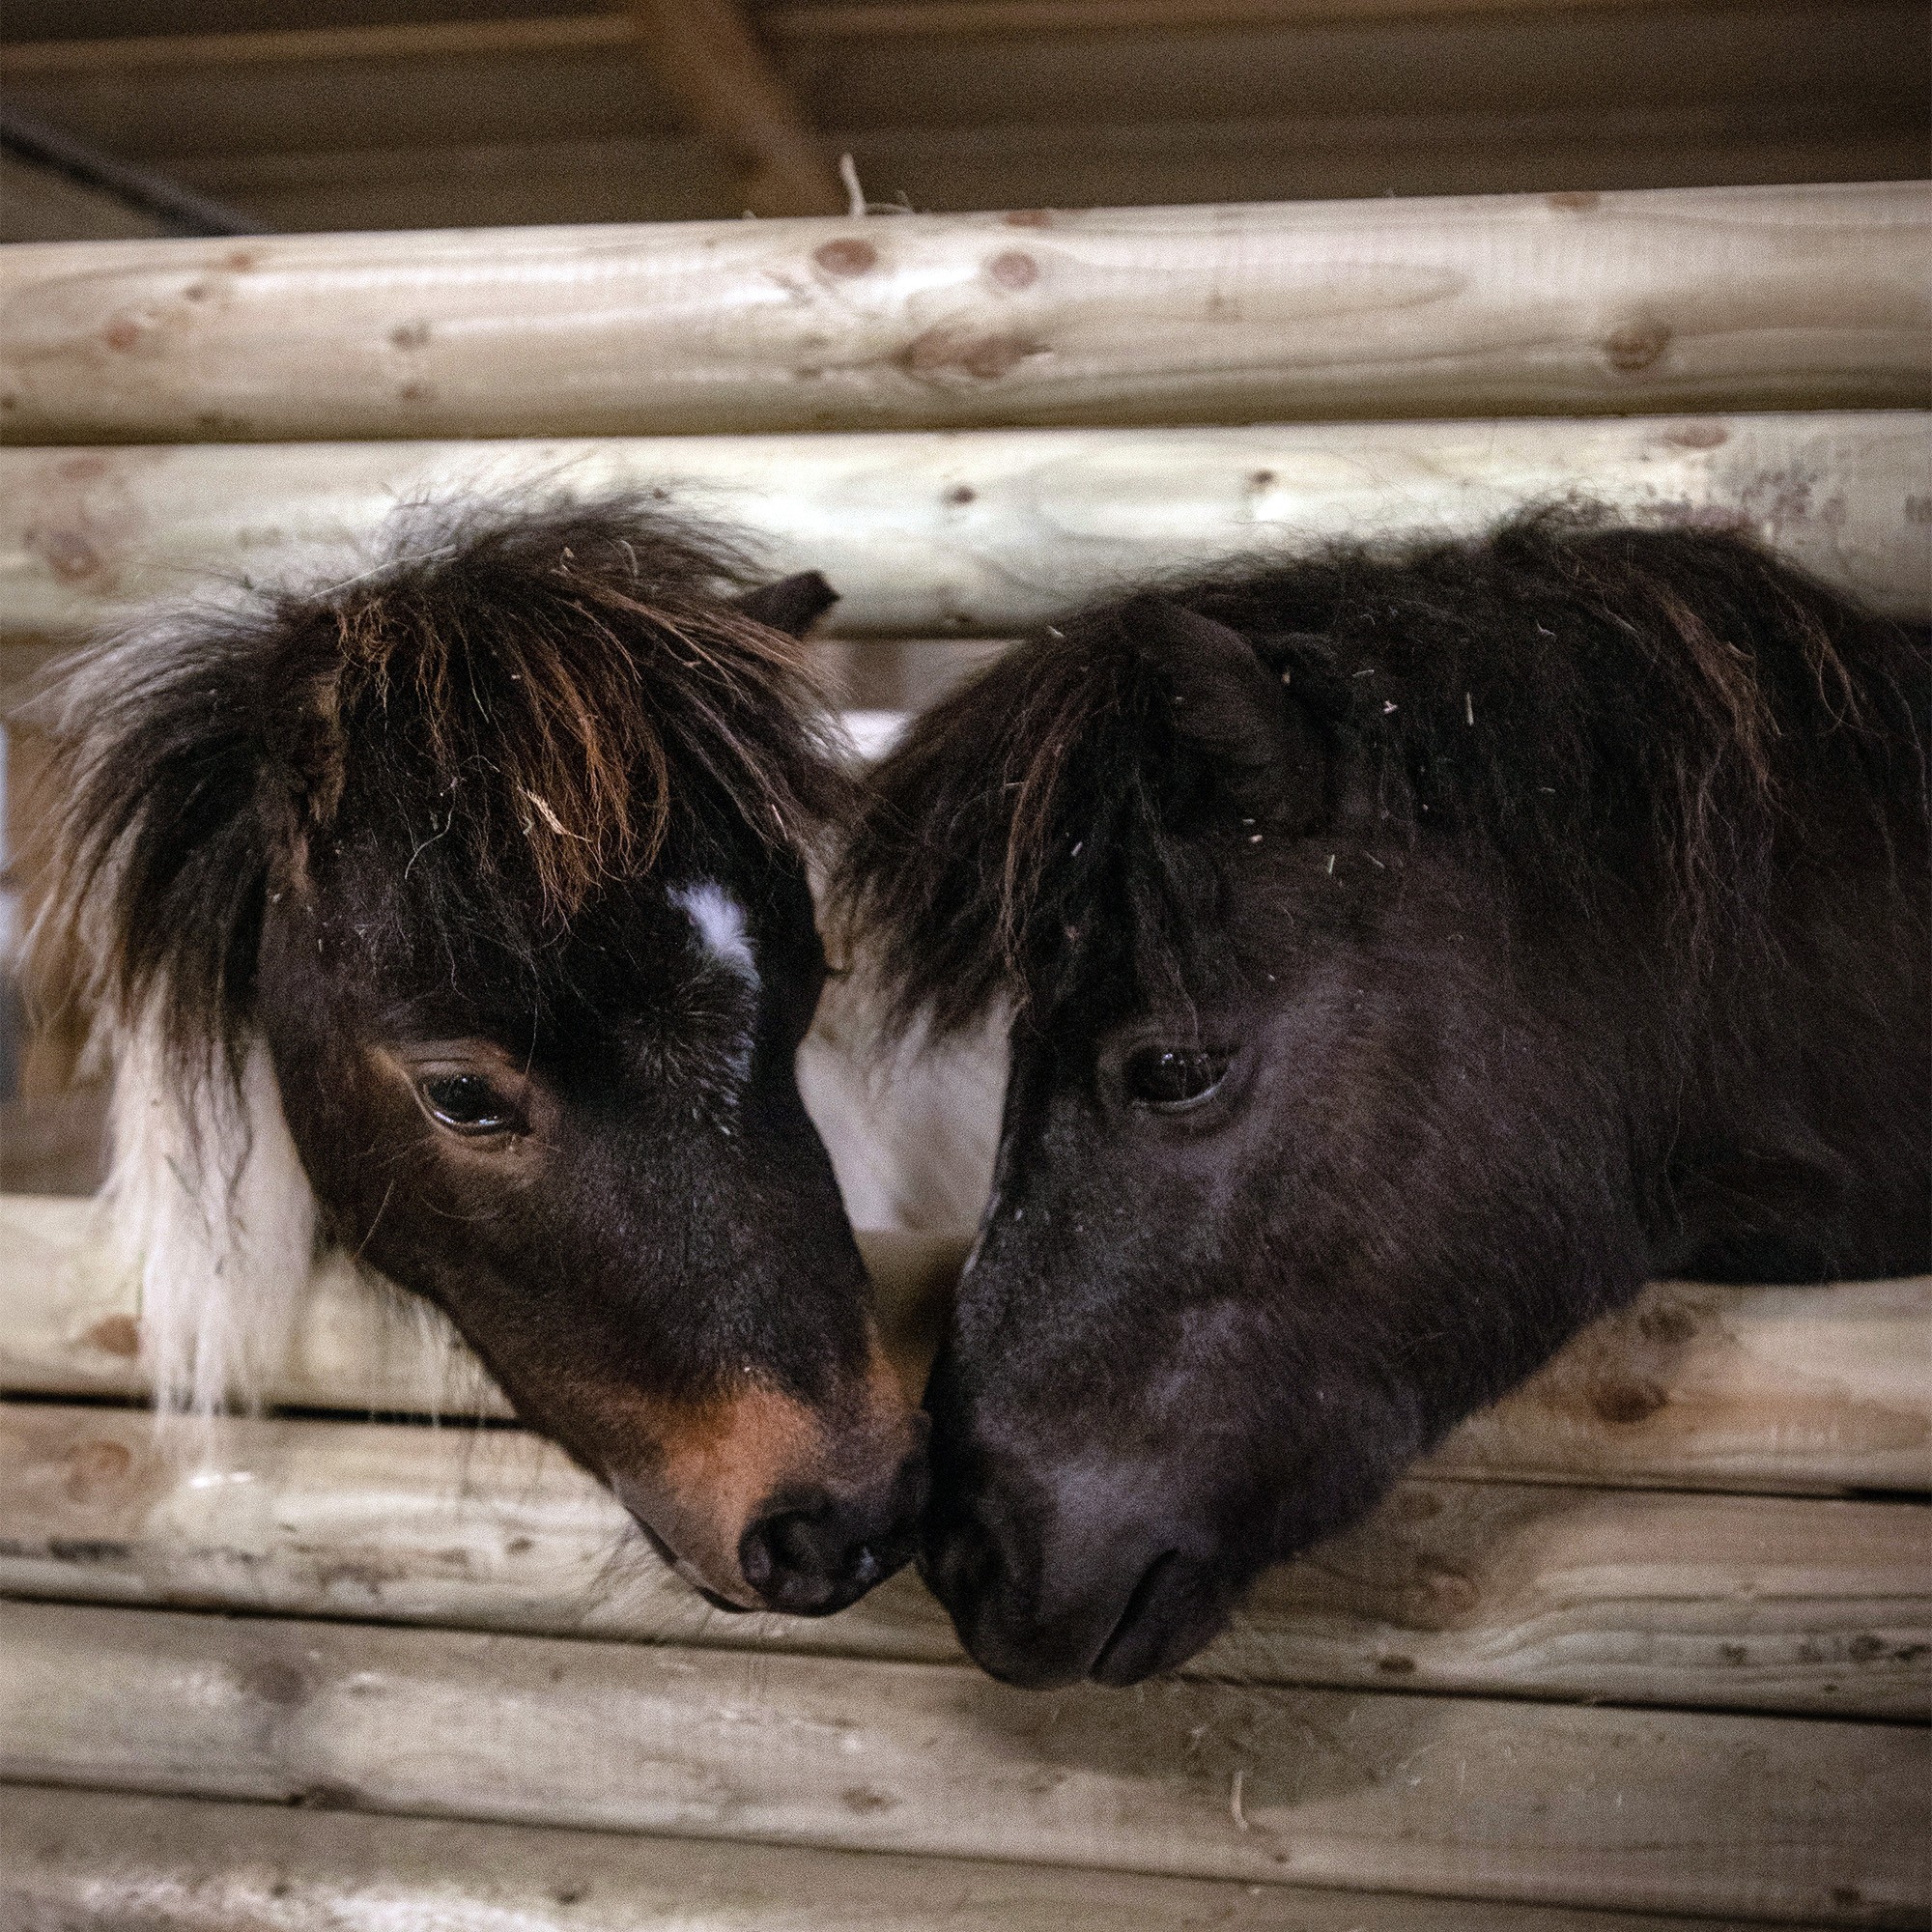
[1,1599,1921,1923]
[5,415,1924,641]
[0,1782,1784,1932]
[1,1400,1921,1717]
[1425,1272,1932,1493]
[1,185,1924,443]
[3,1194,1926,1494]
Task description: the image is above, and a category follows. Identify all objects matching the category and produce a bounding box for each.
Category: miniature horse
[34,496,924,1617]
[840,517,1928,1687]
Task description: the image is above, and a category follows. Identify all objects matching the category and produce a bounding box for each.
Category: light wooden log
[1,413,1925,643]
[2,1598,1922,1922]
[0,1784,1777,1932]
[1,1399,1921,1717]
[4,1195,1926,1493]
[1,185,1924,444]
[0,1194,965,1419]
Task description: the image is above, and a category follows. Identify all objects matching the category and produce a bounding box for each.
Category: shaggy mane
[837,515,1927,1040]
[25,492,850,1414]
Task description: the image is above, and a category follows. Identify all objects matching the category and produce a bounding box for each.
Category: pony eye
[417,1072,521,1137]
[1122,1046,1232,1111]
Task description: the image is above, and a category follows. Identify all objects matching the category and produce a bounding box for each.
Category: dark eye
[1122,1046,1232,1111]
[417,1073,521,1137]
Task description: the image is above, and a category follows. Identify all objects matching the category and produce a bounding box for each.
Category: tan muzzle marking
[604,1338,920,1606]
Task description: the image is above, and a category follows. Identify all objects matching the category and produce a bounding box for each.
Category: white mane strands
[105,999,318,1418]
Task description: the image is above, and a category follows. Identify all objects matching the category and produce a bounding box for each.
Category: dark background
[3,0,1927,241]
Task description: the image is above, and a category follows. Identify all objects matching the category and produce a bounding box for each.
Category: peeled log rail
[0,1786,1790,1932]
[2,1598,1923,1924]
[0,185,1926,445]
[4,1195,1926,1494]
[2,412,1927,640]
[2,1399,1922,1718]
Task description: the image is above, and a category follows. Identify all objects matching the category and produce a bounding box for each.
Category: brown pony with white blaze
[31,495,924,1617]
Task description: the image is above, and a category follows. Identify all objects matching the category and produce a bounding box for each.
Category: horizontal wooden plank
[0,1783,1783,1932]
[3,1599,1922,1922]
[5,1194,1926,1493]
[1425,1272,1932,1492]
[1,1399,1921,1717]
[2,414,1926,644]
[1,185,1924,443]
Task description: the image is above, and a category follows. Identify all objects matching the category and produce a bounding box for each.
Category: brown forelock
[830,609,1207,1044]
[313,497,852,923]
[601,1344,917,1602]
[25,496,853,1089]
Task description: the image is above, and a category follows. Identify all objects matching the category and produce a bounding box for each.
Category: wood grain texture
[1,412,1925,643]
[1,1399,1922,1717]
[2,1598,1922,1923]
[1,185,1923,443]
[0,1782,1783,1932]
[3,1195,1925,1493]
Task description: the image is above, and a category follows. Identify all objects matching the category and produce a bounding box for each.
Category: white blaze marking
[672,881,759,989]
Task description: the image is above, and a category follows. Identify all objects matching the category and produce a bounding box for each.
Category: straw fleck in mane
[838,515,1925,1040]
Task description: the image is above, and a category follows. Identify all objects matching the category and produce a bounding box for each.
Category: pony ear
[1128,596,1324,825]
[732,571,839,638]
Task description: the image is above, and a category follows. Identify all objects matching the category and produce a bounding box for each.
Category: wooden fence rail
[2,1598,1922,1924]
[0,1783,1777,1932]
[4,1196,1926,1493]
[1,185,1925,445]
[2,1398,1922,1717]
[3,412,1927,641]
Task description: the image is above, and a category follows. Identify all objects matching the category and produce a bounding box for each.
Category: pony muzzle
[610,1357,927,1615]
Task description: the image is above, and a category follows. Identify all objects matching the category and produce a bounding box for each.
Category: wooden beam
[627,0,844,217]
[0,105,263,240]
[3,1196,1927,1495]
[4,1598,1923,1921]
[0,415,1923,642]
[1,1399,1921,1717]
[0,0,1840,82]
[0,1783,1776,1932]
[1,185,1923,444]
[0,153,174,245]
[127,109,1932,243]
[771,0,1893,24]
[0,16,637,78]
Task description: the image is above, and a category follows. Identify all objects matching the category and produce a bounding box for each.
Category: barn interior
[2,0,1927,242]
[1,7,1928,1929]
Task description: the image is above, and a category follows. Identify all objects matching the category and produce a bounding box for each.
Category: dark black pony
[839,515,1928,1688]
[32,495,924,1617]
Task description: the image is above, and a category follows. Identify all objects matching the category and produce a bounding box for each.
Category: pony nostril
[737,1522,777,1596]
[739,1486,913,1616]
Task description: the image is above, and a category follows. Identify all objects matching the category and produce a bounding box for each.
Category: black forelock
[29,492,853,1074]
[832,601,1226,1043]
[836,511,1927,1040]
